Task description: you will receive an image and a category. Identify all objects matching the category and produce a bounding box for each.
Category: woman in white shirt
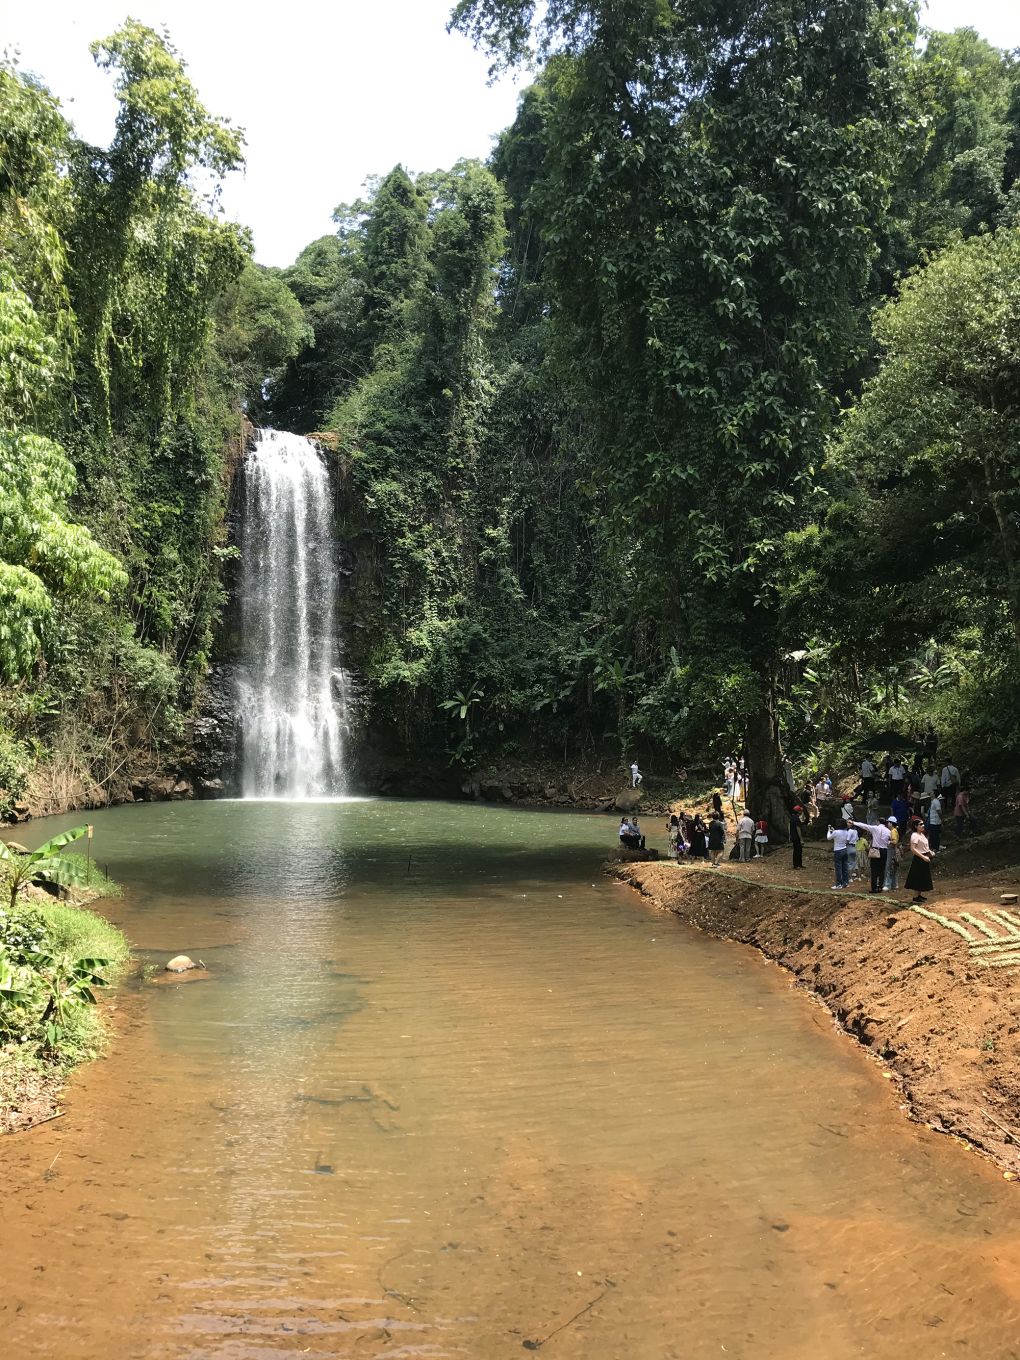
[826,822,855,889]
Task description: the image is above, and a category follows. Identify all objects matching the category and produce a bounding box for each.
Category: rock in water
[165,955,197,973]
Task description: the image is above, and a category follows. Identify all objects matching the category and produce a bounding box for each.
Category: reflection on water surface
[4,799,1020,1358]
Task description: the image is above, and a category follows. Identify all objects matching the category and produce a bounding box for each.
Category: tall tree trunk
[745,688,793,843]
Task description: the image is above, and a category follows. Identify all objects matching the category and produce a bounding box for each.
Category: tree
[451,0,917,832]
[213,262,312,417]
[831,227,1020,644]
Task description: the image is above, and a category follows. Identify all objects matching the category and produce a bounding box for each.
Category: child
[854,831,870,882]
[754,818,769,858]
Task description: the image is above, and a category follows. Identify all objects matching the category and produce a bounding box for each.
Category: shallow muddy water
[4,800,1020,1358]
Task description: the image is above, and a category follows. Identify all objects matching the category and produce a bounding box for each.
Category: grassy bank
[0,882,130,1134]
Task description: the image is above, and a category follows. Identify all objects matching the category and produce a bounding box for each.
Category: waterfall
[235,430,347,799]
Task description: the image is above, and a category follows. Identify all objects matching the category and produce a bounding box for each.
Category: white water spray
[235,430,347,799]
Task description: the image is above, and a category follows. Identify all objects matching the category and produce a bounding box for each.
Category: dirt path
[613,831,1020,1176]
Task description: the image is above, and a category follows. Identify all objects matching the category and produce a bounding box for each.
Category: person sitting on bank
[619,819,643,850]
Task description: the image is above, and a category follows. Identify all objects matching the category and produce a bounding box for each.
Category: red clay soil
[613,830,1020,1178]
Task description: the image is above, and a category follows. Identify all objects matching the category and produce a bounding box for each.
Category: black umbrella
[853,730,916,752]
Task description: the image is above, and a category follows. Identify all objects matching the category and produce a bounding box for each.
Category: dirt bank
[613,842,1020,1176]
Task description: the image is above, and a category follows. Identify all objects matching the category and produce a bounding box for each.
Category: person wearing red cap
[790,805,805,870]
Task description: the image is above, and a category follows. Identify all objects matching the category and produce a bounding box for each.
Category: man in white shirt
[861,758,876,797]
[850,817,895,894]
[826,822,855,888]
[940,760,960,809]
[737,811,755,861]
[630,761,642,788]
[927,792,943,852]
[888,760,906,798]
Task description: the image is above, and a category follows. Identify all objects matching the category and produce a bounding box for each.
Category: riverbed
[3,799,1020,1358]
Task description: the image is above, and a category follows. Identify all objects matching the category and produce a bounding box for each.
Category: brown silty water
[3,798,1020,1358]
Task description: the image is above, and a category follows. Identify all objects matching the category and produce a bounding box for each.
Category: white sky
[1,0,1018,268]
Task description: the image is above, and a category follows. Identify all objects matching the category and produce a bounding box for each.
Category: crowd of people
[622,729,978,905]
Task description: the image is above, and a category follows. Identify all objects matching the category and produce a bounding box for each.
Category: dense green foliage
[0,891,128,1072]
[0,26,306,814]
[3,5,1020,825]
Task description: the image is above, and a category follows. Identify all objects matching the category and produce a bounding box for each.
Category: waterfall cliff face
[235,430,347,799]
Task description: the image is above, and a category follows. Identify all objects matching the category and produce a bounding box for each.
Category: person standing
[854,829,870,882]
[783,757,795,793]
[754,817,769,858]
[712,790,723,817]
[861,756,876,798]
[865,789,880,825]
[954,788,977,838]
[790,806,805,871]
[890,791,910,833]
[708,812,727,866]
[885,819,901,890]
[737,810,755,861]
[920,764,939,815]
[827,822,854,889]
[927,791,943,852]
[690,814,708,861]
[904,816,934,901]
[850,817,894,894]
[940,758,960,810]
[630,761,643,788]
[840,795,855,825]
[888,757,906,800]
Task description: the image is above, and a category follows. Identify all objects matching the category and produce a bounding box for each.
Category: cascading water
[235,430,347,799]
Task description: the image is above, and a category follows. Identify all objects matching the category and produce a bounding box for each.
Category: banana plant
[0,826,92,910]
[440,685,484,735]
[28,950,110,1025]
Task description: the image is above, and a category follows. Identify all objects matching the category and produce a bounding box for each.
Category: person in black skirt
[904,815,934,901]
[690,814,708,860]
